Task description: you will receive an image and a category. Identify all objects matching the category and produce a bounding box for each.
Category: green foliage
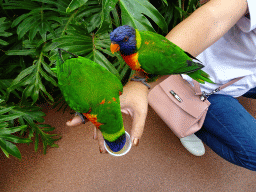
[0,17,12,45]
[119,0,168,33]
[0,100,30,159]
[0,0,200,159]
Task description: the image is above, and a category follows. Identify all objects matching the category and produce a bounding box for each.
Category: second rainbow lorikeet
[56,49,125,152]
[110,25,214,84]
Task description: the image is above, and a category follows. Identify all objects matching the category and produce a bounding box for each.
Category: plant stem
[61,10,78,36]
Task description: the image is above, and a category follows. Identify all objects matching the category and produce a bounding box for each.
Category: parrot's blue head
[110,25,137,56]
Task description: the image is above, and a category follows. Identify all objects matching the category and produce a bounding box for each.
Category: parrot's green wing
[57,57,123,112]
[57,55,125,145]
[136,30,204,75]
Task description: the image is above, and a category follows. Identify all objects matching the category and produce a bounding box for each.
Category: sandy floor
[0,97,256,192]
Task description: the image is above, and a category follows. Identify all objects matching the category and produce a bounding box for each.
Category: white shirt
[182,0,256,97]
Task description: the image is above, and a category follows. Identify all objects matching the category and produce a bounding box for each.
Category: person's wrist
[130,76,151,89]
[125,80,149,93]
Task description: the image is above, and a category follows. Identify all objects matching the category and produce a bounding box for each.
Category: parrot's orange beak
[110,43,120,54]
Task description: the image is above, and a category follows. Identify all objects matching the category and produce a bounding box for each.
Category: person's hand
[120,81,149,146]
[66,80,149,153]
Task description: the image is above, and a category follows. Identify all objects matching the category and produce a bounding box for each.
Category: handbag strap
[192,76,245,96]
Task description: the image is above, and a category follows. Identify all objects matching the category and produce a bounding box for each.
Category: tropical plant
[0,0,200,159]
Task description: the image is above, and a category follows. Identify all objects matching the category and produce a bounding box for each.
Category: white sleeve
[236,0,256,32]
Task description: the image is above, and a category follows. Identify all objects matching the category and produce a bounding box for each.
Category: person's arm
[166,0,248,57]
[123,0,249,147]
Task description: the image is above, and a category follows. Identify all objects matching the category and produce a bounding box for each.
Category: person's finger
[66,115,83,126]
[96,128,108,154]
[130,107,148,146]
[121,108,134,117]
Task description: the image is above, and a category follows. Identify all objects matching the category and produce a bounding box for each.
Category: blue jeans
[195,88,256,171]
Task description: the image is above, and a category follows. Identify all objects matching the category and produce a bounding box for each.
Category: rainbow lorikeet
[56,49,125,152]
[110,25,214,84]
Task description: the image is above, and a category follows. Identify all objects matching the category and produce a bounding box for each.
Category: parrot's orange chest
[121,53,142,71]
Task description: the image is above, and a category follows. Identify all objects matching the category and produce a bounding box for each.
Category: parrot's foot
[104,133,126,152]
[145,74,161,83]
[130,76,151,88]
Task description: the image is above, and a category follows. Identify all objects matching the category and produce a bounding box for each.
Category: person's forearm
[165,0,248,57]
[130,71,169,89]
[130,0,248,87]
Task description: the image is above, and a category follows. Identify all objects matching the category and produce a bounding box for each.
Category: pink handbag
[148,75,243,138]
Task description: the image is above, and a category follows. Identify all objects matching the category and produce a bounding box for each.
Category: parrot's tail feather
[186,60,204,71]
[188,70,215,84]
[203,77,215,84]
[173,60,204,75]
[198,70,215,84]
[195,79,205,84]
[104,133,126,152]
[184,51,202,64]
[200,70,210,78]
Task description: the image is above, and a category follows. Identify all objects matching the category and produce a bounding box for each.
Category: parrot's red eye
[123,36,129,42]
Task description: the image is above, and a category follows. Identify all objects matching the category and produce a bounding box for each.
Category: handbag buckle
[170,90,183,102]
[200,88,220,101]
[200,94,208,101]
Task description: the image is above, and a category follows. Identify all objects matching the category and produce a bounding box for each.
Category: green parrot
[56,49,125,152]
[110,25,214,84]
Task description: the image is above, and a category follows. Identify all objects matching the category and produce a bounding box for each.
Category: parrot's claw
[130,76,151,89]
